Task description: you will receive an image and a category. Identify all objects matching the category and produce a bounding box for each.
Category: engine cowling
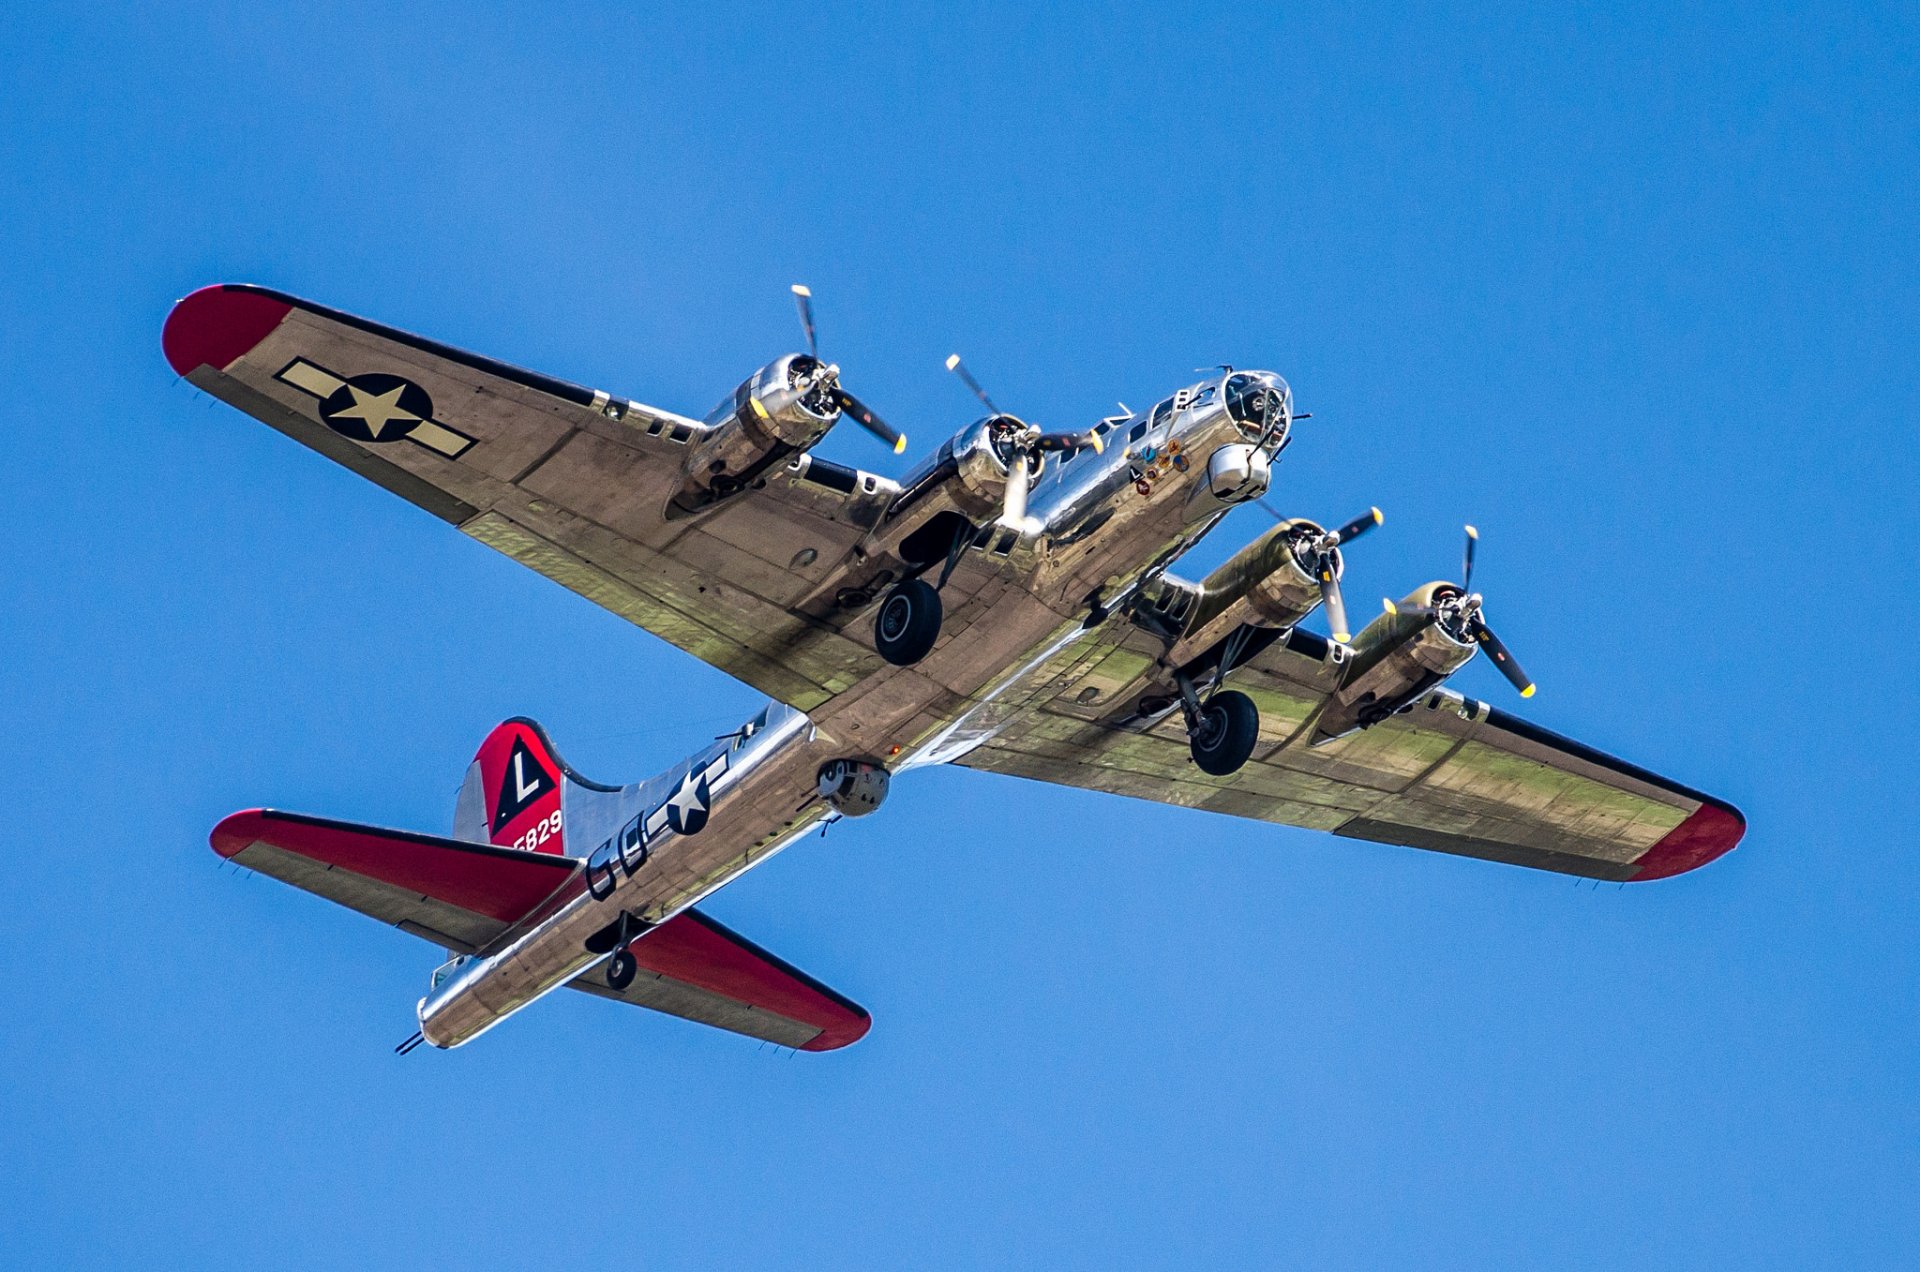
[1158,519,1340,665]
[675,355,841,512]
[903,414,1048,525]
[1309,581,1476,743]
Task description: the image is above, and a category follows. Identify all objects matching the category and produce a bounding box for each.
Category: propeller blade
[790,285,818,359]
[1001,451,1031,527]
[832,387,908,454]
[1471,617,1535,697]
[1317,558,1350,643]
[1462,524,1479,592]
[945,353,1000,415]
[1331,506,1384,545]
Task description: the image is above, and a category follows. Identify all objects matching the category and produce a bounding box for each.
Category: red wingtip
[209,808,270,860]
[799,1008,874,1052]
[1629,802,1747,882]
[163,285,292,376]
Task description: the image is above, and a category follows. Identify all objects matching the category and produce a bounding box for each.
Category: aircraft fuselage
[416,370,1293,1047]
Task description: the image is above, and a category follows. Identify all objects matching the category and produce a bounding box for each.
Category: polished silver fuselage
[418,371,1290,1047]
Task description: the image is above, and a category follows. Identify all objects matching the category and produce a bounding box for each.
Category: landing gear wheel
[606,947,637,992]
[1190,689,1260,776]
[874,578,942,666]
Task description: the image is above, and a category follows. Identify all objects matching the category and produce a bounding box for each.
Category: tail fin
[453,718,581,855]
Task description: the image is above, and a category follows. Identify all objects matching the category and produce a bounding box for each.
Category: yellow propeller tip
[790,284,811,297]
[1371,507,1383,524]
[1332,631,1351,643]
[748,396,769,420]
[1465,524,1479,539]
[1089,434,1104,454]
[944,354,962,370]
[1382,598,1398,614]
[893,435,908,454]
[1520,684,1537,698]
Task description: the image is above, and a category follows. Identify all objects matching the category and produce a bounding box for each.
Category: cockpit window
[1226,374,1282,433]
[1222,370,1293,453]
[1128,422,1147,442]
[1150,398,1175,429]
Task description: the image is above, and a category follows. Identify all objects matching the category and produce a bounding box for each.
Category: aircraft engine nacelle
[679,355,841,508]
[921,415,1048,524]
[953,415,1049,521]
[1165,519,1339,661]
[1310,582,1476,743]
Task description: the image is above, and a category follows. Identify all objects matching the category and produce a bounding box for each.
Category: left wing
[958,630,1744,882]
[210,809,869,1049]
[165,285,893,710]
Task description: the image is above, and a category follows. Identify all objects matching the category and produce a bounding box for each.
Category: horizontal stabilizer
[571,909,871,1051]
[211,809,580,951]
[211,808,868,1049]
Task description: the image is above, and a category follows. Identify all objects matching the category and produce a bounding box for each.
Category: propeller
[1250,502,1383,644]
[1304,507,1383,644]
[1382,525,1535,698]
[944,353,1103,529]
[788,285,907,455]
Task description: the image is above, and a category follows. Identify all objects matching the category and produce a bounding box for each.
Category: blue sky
[4,1,1917,1266]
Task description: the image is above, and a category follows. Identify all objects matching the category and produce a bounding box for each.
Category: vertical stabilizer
[453,718,571,854]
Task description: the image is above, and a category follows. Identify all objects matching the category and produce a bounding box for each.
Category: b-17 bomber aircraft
[165,283,1745,1054]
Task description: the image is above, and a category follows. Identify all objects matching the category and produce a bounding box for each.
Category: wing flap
[568,909,871,1051]
[210,809,581,951]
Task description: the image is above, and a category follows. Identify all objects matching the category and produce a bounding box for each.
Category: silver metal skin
[418,702,835,1048]
[1010,371,1291,604]
[676,355,841,509]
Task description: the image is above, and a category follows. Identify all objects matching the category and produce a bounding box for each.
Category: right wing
[959,629,1744,882]
[165,285,892,710]
[210,809,869,1050]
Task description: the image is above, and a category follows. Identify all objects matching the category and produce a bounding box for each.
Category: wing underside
[164,284,892,710]
[959,629,1744,882]
[210,810,868,1049]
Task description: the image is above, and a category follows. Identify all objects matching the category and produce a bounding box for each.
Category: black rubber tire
[874,578,943,666]
[1190,689,1260,776]
[606,947,638,992]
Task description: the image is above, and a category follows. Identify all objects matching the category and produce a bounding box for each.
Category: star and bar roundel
[274,359,476,459]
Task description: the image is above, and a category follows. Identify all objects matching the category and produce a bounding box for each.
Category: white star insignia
[329,383,422,440]
[667,772,707,820]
